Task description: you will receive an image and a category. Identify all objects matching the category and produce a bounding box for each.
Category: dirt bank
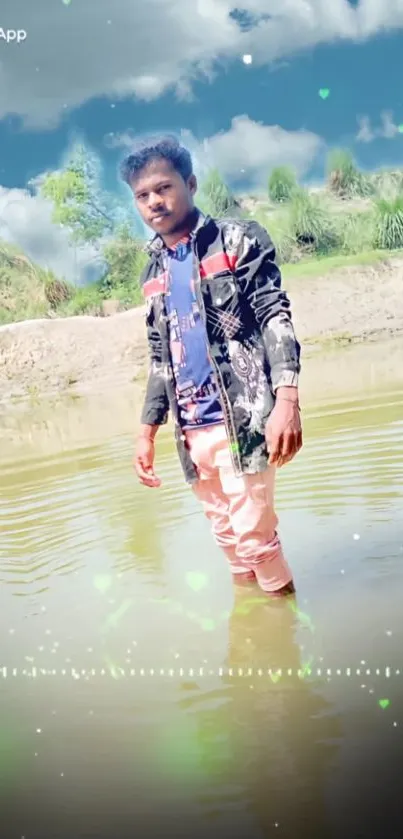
[1,257,403,404]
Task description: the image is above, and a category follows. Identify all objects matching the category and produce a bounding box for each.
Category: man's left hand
[265,390,303,468]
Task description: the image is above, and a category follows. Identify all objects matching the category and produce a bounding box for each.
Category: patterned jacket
[140,210,301,484]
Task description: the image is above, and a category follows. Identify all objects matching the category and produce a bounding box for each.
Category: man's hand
[133,435,161,488]
[266,390,302,468]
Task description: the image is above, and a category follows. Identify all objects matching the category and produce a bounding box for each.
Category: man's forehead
[133,160,175,190]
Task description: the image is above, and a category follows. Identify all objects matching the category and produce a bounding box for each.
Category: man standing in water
[120,136,302,597]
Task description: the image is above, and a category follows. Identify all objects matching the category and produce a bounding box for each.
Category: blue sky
[1,0,403,281]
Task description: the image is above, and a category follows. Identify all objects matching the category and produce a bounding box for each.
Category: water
[1,340,403,838]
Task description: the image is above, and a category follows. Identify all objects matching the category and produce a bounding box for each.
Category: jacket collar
[143,208,210,256]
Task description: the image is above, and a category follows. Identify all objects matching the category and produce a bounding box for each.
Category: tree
[39,141,130,246]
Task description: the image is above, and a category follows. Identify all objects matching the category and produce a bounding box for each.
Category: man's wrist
[138,424,159,442]
[275,386,300,405]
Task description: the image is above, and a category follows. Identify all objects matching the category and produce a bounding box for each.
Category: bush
[100,226,146,304]
[336,210,376,254]
[198,168,239,217]
[326,149,372,198]
[43,272,74,308]
[288,189,339,255]
[374,194,403,250]
[268,166,298,203]
[62,285,103,316]
[252,208,297,264]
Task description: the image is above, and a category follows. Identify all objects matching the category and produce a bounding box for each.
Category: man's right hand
[133,436,161,488]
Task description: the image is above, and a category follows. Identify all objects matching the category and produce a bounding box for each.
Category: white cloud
[1,0,403,128]
[356,116,376,143]
[356,110,402,142]
[0,187,103,285]
[183,117,323,185]
[105,116,323,186]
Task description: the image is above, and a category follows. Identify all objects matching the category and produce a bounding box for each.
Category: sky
[0,0,403,283]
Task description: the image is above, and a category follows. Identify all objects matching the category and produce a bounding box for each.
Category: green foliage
[99,224,147,304]
[374,194,403,249]
[39,142,129,246]
[252,208,296,264]
[336,210,376,254]
[5,146,403,325]
[198,168,239,217]
[326,148,372,198]
[61,284,103,316]
[268,166,298,203]
[288,189,339,254]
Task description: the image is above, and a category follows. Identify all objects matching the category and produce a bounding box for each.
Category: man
[120,135,302,597]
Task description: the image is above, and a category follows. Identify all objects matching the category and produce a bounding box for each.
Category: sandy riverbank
[1,256,403,404]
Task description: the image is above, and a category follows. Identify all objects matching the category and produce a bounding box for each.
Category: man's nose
[148,193,164,210]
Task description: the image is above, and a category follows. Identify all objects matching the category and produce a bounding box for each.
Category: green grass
[3,150,403,325]
[282,248,403,280]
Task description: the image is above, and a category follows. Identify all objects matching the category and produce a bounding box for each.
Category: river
[1,338,403,838]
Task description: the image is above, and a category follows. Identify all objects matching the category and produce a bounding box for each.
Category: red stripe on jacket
[199,251,238,278]
[143,272,169,299]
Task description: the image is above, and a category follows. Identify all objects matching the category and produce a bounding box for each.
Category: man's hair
[119,135,193,185]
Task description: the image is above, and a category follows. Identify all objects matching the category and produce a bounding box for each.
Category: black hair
[119,135,193,185]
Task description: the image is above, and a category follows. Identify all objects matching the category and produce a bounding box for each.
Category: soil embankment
[1,257,403,403]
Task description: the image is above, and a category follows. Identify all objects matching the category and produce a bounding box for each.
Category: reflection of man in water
[121,135,302,598]
[177,585,341,838]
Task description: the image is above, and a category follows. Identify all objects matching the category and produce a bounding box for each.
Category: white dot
[353,533,360,540]
[60,772,64,777]
[242,54,252,64]
[393,721,398,727]
[41,606,46,613]
[340,569,345,574]
[386,630,392,636]
[36,728,41,734]
[45,629,51,635]
[8,628,15,634]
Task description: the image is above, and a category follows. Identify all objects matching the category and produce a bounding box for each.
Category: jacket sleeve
[234,220,301,391]
[140,277,169,427]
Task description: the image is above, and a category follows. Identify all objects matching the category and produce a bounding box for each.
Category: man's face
[131,159,197,240]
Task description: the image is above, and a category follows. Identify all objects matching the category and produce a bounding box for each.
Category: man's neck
[162,207,199,249]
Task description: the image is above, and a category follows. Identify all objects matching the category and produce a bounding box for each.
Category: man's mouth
[151,213,168,223]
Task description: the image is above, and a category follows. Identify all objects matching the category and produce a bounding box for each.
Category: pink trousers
[185,423,293,593]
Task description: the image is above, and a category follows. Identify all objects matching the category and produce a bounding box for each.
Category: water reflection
[1,357,403,838]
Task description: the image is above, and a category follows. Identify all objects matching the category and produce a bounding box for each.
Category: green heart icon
[200,618,216,632]
[93,574,112,594]
[319,88,330,99]
[378,699,390,709]
[269,670,281,683]
[186,572,208,592]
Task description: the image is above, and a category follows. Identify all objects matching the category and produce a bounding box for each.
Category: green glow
[185,571,208,591]
[93,574,112,594]
[101,598,134,632]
